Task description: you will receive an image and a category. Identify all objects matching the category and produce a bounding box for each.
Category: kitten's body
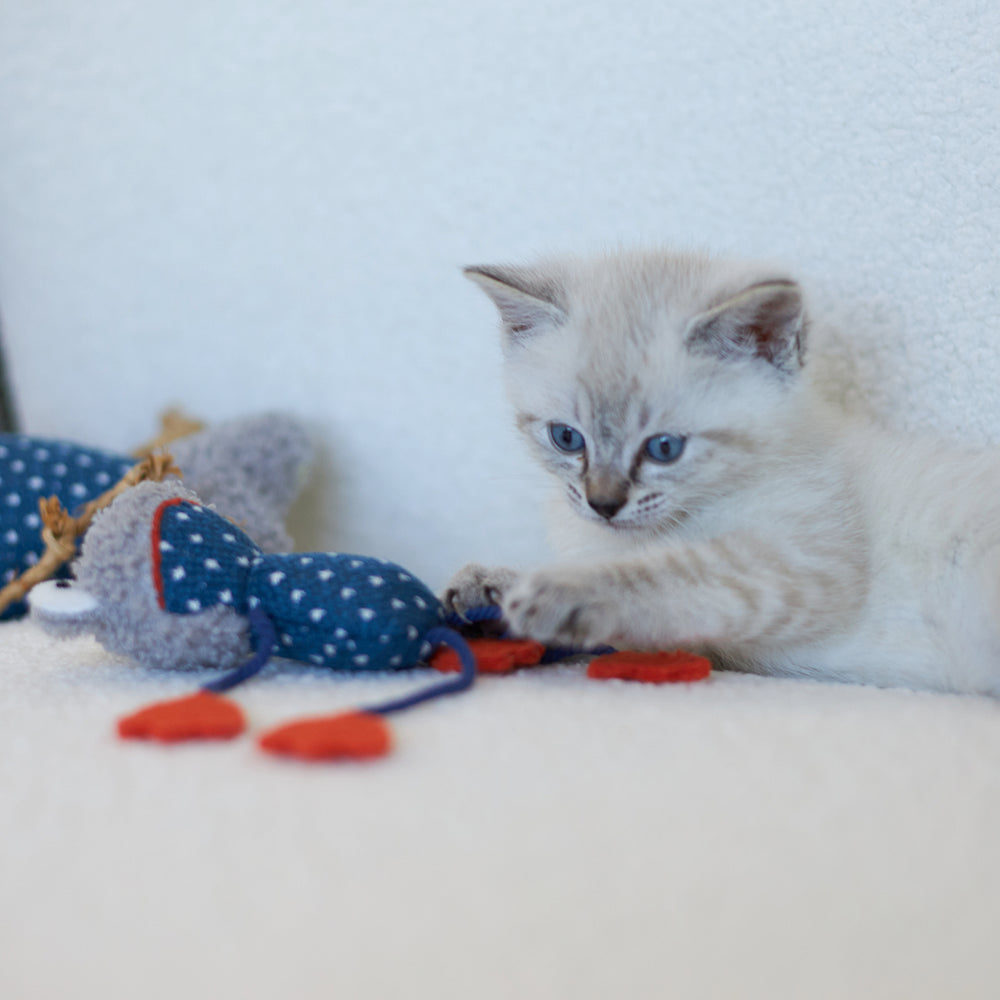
[448,249,1000,697]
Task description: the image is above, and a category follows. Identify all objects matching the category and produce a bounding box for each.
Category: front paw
[441,563,519,619]
[502,568,619,648]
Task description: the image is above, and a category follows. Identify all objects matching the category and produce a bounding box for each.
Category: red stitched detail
[150,497,195,609]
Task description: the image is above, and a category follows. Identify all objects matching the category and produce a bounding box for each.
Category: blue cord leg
[363,627,477,716]
[201,606,277,694]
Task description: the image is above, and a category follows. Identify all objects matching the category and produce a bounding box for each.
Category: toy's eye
[644,434,686,464]
[549,423,585,454]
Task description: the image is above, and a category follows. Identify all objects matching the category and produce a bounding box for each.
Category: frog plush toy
[30,479,482,761]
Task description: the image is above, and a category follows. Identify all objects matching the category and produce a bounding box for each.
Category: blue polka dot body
[250,554,446,670]
[1,434,135,618]
[153,499,446,672]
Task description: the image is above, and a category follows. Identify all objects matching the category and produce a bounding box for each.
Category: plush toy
[1,413,312,619]
[30,479,491,761]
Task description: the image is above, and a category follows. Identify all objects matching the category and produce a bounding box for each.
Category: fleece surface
[2,3,999,998]
[2,618,998,1000]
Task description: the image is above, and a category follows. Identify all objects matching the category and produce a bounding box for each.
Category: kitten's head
[465,249,809,535]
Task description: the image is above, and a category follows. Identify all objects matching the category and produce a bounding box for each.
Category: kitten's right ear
[464,265,567,343]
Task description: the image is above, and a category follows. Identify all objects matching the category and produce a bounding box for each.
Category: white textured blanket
[2,618,998,999]
[2,0,999,996]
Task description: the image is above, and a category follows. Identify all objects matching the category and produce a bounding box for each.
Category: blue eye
[644,434,686,463]
[549,423,586,454]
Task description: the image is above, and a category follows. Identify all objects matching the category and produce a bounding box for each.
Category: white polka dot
[237,556,250,567]
[24,513,40,529]
[223,533,236,543]
[310,608,326,623]
[269,571,286,586]
[32,448,47,460]
[419,641,432,658]
[368,575,385,587]
[204,558,220,570]
[10,460,24,473]
[323,644,336,656]
[358,607,376,621]
[378,634,390,644]
[69,483,87,498]
[189,533,203,544]
[346,639,357,651]
[53,463,67,476]
[310,654,324,665]
[318,569,333,581]
[340,587,356,600]
[334,627,348,640]
[6,493,21,507]
[398,572,412,582]
[219,589,233,603]
[25,552,38,567]
[413,596,428,609]
[76,454,93,467]
[248,596,261,608]
[353,654,370,666]
[389,655,403,667]
[299,557,313,566]
[4,529,17,544]
[95,472,110,486]
[281,634,293,646]
[390,598,406,610]
[171,566,186,581]
[186,599,201,612]
[3,569,15,583]
[406,625,419,640]
[175,511,189,521]
[159,540,173,551]
[290,589,305,603]
[27,476,44,491]
[350,559,363,569]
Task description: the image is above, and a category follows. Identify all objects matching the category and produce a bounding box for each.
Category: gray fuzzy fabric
[41,480,252,672]
[170,412,313,553]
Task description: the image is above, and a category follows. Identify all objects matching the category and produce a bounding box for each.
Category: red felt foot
[430,637,547,674]
[118,691,246,742]
[258,711,392,761]
[587,650,712,684]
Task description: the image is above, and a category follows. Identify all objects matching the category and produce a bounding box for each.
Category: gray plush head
[170,412,313,553]
[30,480,252,671]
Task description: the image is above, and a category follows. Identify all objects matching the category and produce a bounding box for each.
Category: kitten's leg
[441,563,520,618]
[502,534,866,650]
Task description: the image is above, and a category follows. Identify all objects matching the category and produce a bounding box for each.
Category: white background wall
[1,0,998,588]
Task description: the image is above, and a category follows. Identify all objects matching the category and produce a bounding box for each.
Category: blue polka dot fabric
[1,434,135,619]
[154,499,446,671]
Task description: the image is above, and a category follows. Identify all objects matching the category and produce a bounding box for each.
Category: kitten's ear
[464,265,567,343]
[685,280,807,376]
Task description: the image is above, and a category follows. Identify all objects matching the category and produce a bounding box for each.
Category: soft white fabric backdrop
[1,0,998,588]
[2,5,1000,1000]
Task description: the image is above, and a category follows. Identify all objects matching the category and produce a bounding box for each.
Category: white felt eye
[28,579,102,619]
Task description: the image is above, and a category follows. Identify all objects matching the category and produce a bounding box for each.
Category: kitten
[445,248,1000,697]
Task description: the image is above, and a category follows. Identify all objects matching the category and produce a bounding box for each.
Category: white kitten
[446,248,1000,697]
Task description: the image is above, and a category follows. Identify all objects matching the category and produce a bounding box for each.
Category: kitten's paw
[441,563,519,619]
[502,569,619,648]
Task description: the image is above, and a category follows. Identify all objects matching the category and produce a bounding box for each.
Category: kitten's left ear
[685,280,807,376]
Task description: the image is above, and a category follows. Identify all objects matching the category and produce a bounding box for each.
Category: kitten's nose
[587,496,626,520]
